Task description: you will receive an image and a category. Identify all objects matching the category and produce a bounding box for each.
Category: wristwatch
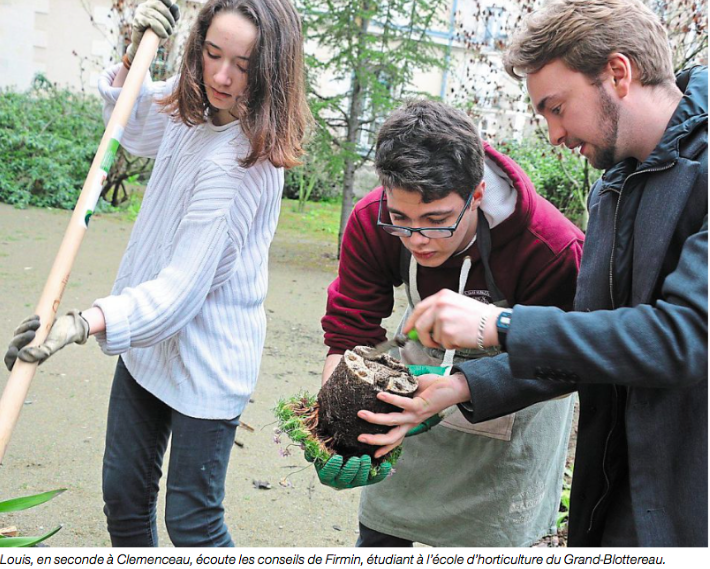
[496,309,513,351]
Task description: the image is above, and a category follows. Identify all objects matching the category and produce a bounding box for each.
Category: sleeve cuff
[93,295,132,355]
[97,64,126,105]
[97,64,155,122]
[451,364,477,421]
[505,304,552,379]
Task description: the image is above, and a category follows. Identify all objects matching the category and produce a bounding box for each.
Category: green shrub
[496,138,602,230]
[283,164,341,205]
[0,75,106,209]
[283,129,344,207]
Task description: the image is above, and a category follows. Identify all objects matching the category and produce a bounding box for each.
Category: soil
[0,202,577,547]
[0,202,408,547]
[317,348,416,460]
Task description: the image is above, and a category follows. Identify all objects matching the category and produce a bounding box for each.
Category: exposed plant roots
[274,347,416,468]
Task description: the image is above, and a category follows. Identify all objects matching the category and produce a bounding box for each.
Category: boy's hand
[357,372,471,458]
[305,451,391,490]
[402,365,448,437]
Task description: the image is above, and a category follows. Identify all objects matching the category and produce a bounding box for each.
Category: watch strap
[496,309,513,351]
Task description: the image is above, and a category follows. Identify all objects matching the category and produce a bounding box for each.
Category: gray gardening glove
[5,311,90,369]
[125,0,181,65]
[4,315,41,371]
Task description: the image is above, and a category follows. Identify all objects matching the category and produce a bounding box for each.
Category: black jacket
[456,66,708,546]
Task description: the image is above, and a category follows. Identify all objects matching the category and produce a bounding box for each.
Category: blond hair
[503,0,675,86]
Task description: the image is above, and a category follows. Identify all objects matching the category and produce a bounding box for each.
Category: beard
[587,86,621,170]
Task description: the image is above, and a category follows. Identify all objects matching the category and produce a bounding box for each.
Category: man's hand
[356,372,472,458]
[126,0,180,64]
[306,451,391,490]
[4,310,90,370]
[404,289,503,350]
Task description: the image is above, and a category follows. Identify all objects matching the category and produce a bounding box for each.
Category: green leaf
[0,526,62,547]
[556,511,569,530]
[0,489,66,513]
[0,78,150,210]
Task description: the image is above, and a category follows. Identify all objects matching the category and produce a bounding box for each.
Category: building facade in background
[0,0,200,92]
[0,1,525,136]
[1,0,114,92]
[2,0,704,144]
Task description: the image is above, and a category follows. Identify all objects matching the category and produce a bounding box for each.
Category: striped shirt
[93,65,283,419]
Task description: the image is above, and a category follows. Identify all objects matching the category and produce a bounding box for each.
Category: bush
[283,124,344,207]
[0,75,106,209]
[496,138,601,230]
[283,164,341,204]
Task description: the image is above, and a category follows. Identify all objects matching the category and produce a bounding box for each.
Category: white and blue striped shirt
[93,65,283,419]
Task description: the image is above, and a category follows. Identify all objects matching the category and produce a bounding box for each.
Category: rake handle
[0,31,161,464]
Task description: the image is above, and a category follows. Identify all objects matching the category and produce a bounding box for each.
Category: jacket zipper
[587,384,619,533]
[607,163,675,309]
[587,162,675,534]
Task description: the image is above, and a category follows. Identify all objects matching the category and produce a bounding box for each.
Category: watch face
[497,310,512,329]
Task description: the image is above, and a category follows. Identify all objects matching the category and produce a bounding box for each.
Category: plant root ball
[316,346,417,460]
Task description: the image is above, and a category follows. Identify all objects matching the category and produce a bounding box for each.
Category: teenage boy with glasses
[376,188,475,239]
[317,99,585,547]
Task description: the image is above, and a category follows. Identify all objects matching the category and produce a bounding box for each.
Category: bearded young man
[359,0,708,548]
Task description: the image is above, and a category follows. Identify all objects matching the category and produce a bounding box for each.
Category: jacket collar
[599,66,708,192]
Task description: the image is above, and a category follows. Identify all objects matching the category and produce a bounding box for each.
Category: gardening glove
[306,451,391,490]
[4,315,41,371]
[405,364,448,437]
[7,310,90,368]
[125,0,181,65]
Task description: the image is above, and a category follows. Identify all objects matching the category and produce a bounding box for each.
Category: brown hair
[375,100,484,203]
[160,0,311,168]
[503,0,675,87]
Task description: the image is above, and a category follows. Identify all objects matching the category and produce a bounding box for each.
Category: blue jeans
[102,358,239,547]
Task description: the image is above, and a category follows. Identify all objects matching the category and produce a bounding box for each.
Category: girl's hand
[4,311,90,370]
[125,0,181,65]
[356,372,472,458]
[4,315,40,371]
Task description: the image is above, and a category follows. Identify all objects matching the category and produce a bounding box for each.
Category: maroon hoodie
[322,142,585,355]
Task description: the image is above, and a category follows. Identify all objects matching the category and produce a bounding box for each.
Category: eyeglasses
[376,190,474,239]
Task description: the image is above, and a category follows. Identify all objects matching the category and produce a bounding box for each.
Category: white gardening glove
[7,310,90,368]
[125,0,181,65]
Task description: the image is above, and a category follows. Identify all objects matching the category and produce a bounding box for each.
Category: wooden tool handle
[0,31,161,464]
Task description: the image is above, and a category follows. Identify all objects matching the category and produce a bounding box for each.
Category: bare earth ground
[0,202,414,547]
[0,202,574,547]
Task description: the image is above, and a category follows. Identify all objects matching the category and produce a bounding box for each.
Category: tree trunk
[337,13,370,259]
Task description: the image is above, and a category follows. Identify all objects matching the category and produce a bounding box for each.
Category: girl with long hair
[6,0,310,546]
